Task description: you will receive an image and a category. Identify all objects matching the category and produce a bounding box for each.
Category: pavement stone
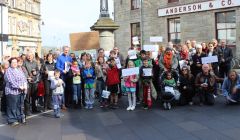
[0,96,240,140]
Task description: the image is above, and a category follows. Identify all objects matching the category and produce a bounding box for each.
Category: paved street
[0,96,240,140]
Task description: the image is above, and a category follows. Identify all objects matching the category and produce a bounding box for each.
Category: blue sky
[41,0,114,47]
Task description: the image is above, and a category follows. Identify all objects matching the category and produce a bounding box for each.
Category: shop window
[131,22,141,48]
[168,18,181,44]
[216,11,236,47]
[131,0,140,10]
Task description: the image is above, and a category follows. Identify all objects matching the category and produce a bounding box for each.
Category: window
[216,11,236,47]
[131,0,140,10]
[168,18,181,44]
[131,22,141,47]
[168,0,179,3]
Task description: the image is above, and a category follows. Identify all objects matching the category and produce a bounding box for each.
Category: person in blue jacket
[222,70,240,104]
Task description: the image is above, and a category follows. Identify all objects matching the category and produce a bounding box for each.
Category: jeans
[85,88,95,106]
[72,84,81,103]
[52,94,63,116]
[96,79,105,102]
[44,80,52,109]
[6,94,22,124]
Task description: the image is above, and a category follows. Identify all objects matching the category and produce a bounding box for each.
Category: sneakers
[131,106,135,111]
[9,122,19,126]
[89,104,93,109]
[167,103,171,110]
[126,106,131,111]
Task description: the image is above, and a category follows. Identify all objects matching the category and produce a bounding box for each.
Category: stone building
[114,0,240,56]
[6,0,42,57]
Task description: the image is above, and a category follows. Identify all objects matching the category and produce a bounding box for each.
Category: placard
[150,36,163,42]
[201,56,218,64]
[143,45,159,52]
[115,58,122,69]
[48,71,54,80]
[179,60,188,69]
[143,68,152,76]
[122,67,139,77]
[128,50,137,59]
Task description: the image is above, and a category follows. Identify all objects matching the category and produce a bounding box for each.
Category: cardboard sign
[201,56,218,64]
[143,45,159,52]
[69,31,100,51]
[122,67,139,77]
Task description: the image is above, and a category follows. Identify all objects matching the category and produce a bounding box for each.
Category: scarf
[163,52,173,70]
[180,50,189,60]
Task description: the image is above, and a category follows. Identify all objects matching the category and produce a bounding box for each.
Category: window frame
[168,0,179,3]
[215,10,236,47]
[131,0,140,10]
[130,22,141,48]
[168,17,181,45]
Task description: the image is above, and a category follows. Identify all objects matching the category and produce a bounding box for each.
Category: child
[124,61,138,111]
[69,60,81,108]
[162,72,180,109]
[82,60,96,109]
[50,70,65,118]
[95,56,107,107]
[140,58,153,109]
[106,58,120,109]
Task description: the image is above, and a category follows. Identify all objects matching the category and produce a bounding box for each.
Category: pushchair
[159,70,181,110]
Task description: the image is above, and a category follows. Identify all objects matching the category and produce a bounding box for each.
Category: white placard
[115,58,122,69]
[132,36,139,45]
[179,60,188,69]
[201,56,218,64]
[48,71,55,80]
[152,52,158,60]
[158,0,240,17]
[143,68,152,76]
[165,86,174,94]
[64,62,71,72]
[128,50,137,59]
[104,51,110,58]
[122,67,139,77]
[150,36,163,42]
[143,45,159,52]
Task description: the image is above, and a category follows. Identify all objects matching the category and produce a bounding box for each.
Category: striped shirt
[4,67,27,95]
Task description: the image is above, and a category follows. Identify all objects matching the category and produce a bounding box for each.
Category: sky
[41,0,114,47]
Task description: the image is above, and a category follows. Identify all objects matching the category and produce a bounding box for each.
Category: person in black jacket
[216,39,233,78]
[179,66,195,105]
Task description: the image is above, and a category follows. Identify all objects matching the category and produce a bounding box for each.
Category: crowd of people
[0,38,240,126]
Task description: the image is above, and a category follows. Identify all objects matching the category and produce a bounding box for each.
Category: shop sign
[158,0,240,17]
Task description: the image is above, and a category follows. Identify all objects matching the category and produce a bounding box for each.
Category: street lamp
[0,0,7,62]
[140,0,143,50]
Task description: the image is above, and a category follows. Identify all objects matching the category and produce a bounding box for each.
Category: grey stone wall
[114,0,240,57]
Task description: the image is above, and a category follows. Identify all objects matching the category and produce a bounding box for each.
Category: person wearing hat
[191,44,206,77]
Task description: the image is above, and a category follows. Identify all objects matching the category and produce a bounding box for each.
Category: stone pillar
[99,30,114,51]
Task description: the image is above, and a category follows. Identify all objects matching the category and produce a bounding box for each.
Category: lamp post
[140,0,144,50]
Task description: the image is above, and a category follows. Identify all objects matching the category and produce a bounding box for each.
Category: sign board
[143,68,152,76]
[122,67,139,77]
[201,56,218,64]
[143,45,159,52]
[69,31,100,51]
[128,50,137,59]
[150,36,163,42]
[158,0,240,17]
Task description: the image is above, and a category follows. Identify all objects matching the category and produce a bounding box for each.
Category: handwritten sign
[143,68,152,76]
[122,67,139,77]
[150,36,163,42]
[201,56,218,64]
[128,50,137,59]
[143,45,159,52]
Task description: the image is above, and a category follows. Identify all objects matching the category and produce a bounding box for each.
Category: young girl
[82,60,96,109]
[50,70,65,118]
[124,61,138,111]
[95,56,107,107]
[69,60,81,108]
[106,58,120,109]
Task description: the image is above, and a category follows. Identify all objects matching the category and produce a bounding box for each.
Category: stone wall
[114,0,240,57]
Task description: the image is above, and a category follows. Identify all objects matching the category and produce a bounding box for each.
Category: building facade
[5,0,41,57]
[114,0,240,57]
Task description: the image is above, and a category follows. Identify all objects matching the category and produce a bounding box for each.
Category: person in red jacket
[106,58,120,109]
